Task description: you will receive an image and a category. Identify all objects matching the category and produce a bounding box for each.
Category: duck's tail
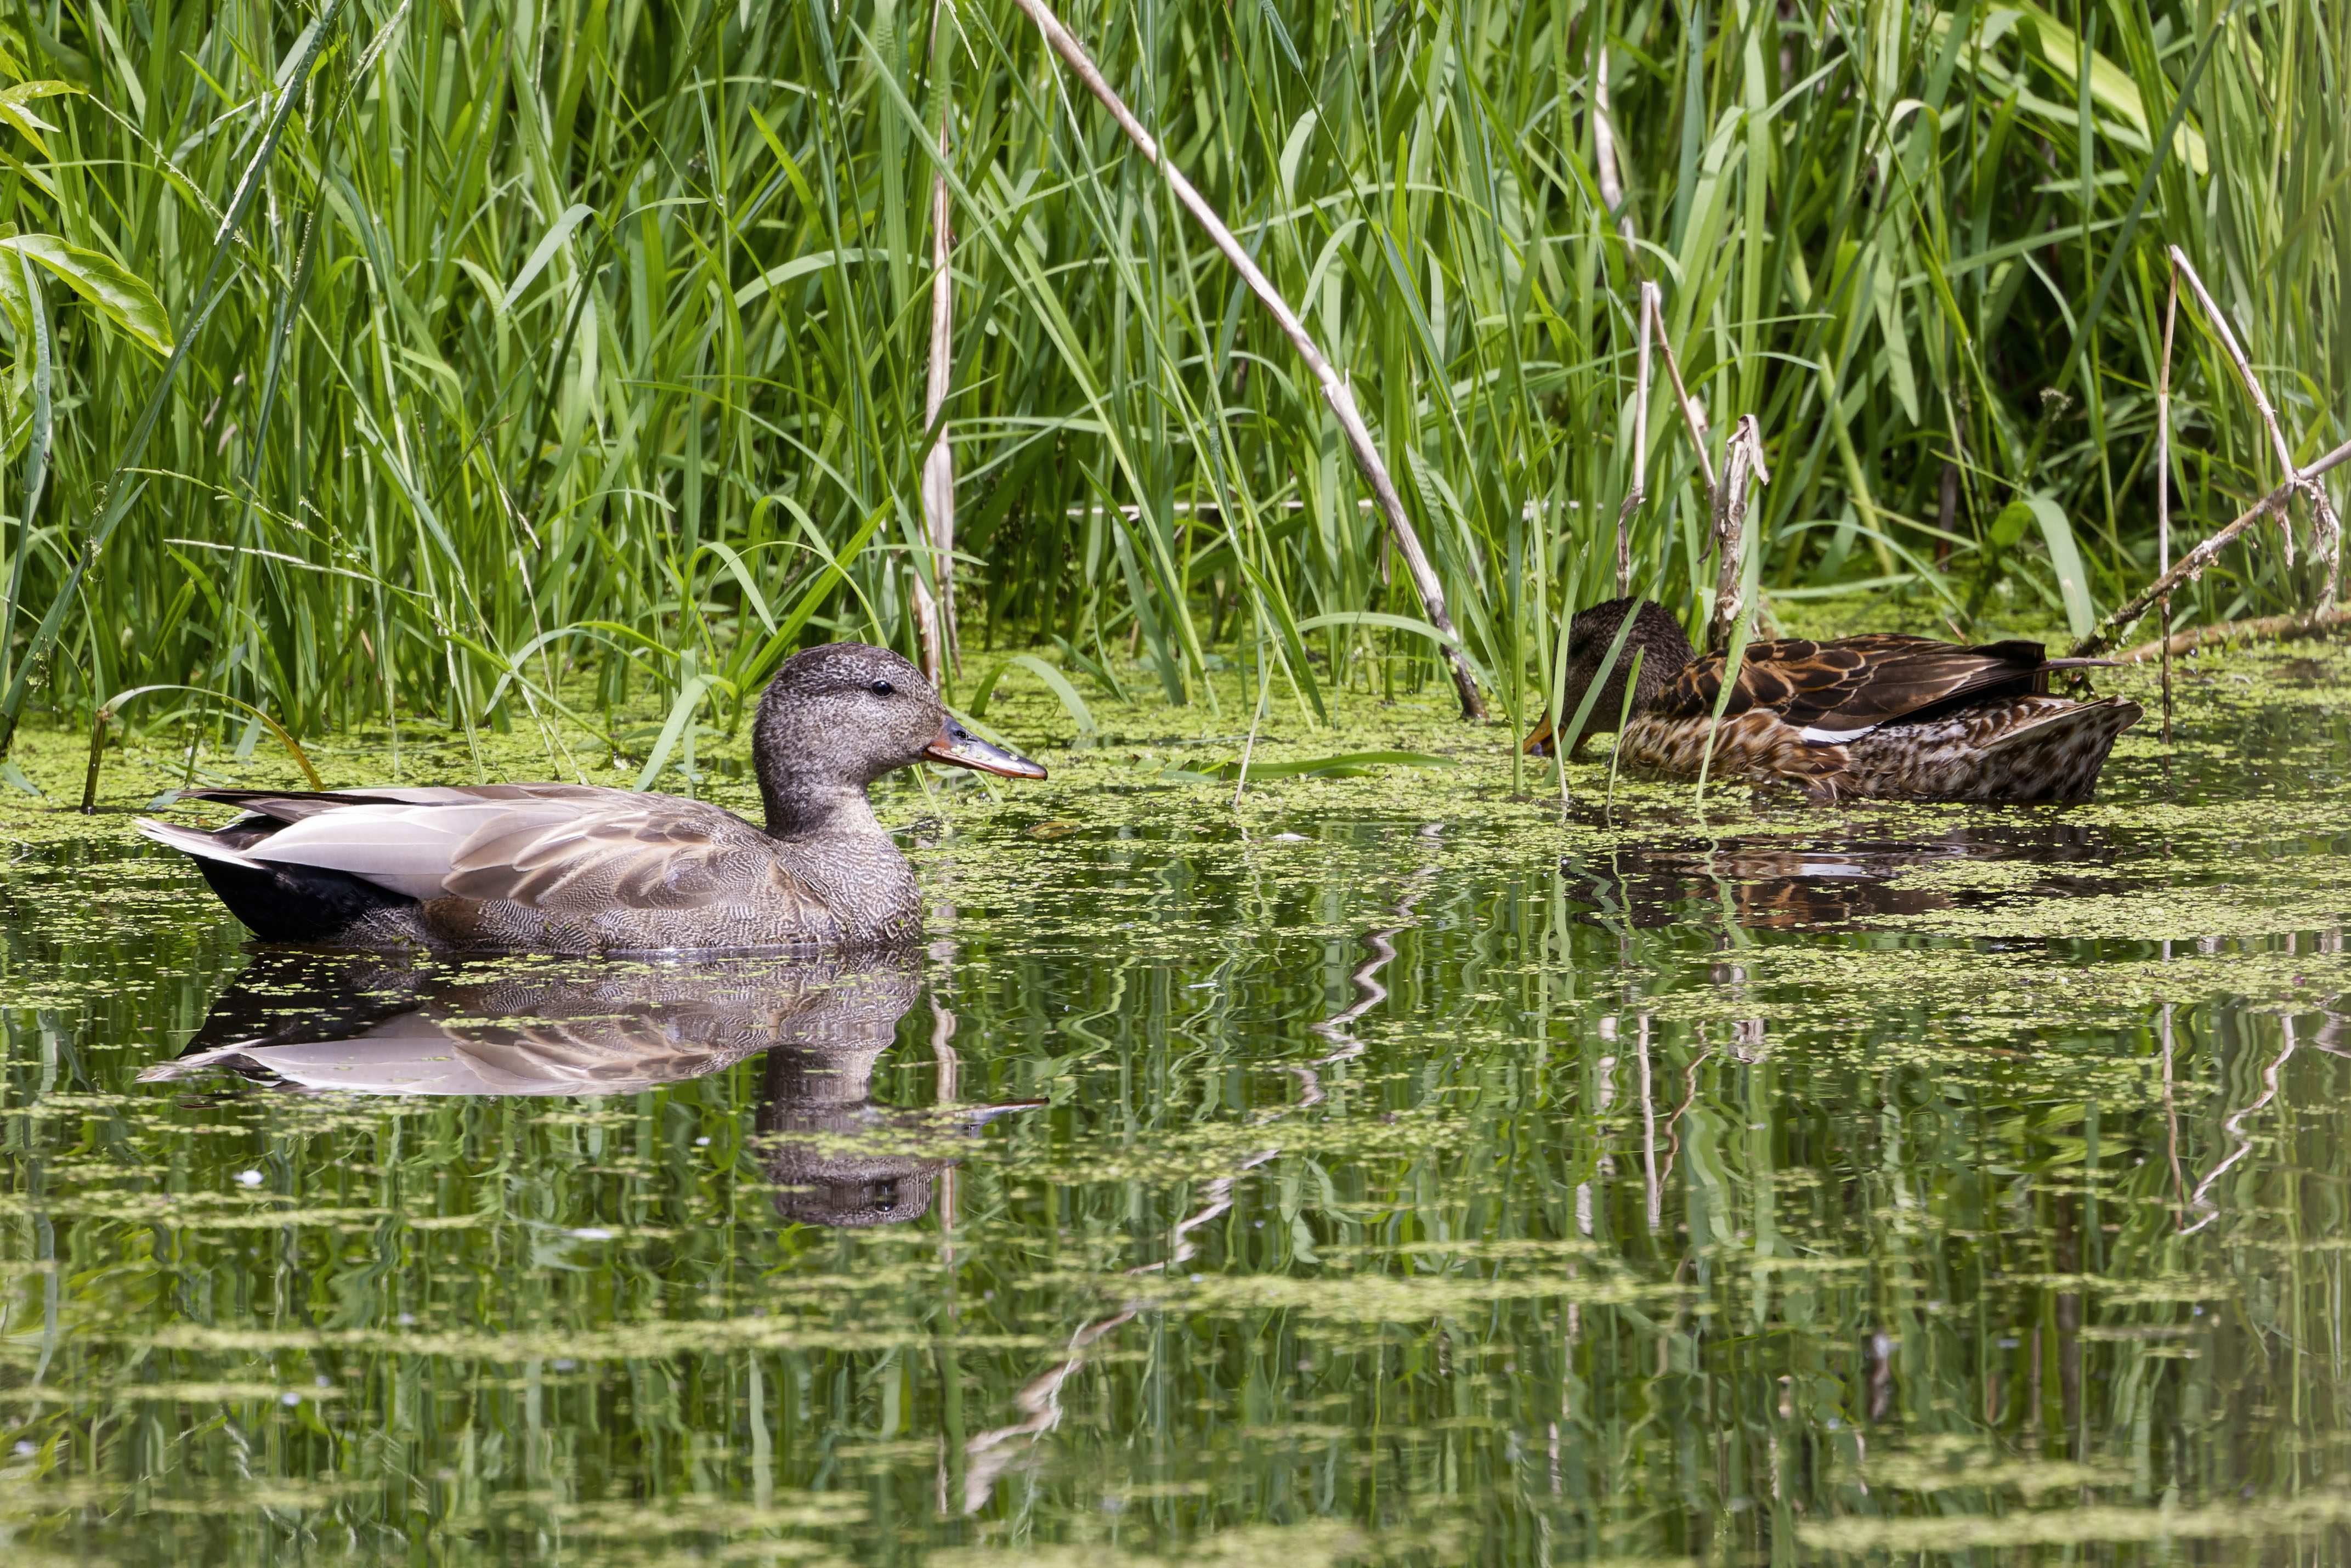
[137,814,423,944]
[1978,694,2143,801]
[134,815,270,868]
[1980,693,2143,754]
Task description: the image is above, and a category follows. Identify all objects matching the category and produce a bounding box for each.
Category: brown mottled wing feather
[1655,635,2050,735]
[438,797,803,913]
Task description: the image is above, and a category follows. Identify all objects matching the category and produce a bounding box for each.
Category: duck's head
[1554,596,1693,738]
[752,643,1045,835]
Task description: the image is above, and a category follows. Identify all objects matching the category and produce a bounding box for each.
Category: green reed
[0,0,2342,769]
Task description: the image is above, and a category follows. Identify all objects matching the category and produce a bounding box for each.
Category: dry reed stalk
[1613,282,1656,596]
[1596,56,1645,601]
[2169,246,2344,572]
[1592,49,1636,248]
[911,0,958,685]
[1653,321,1718,499]
[1007,0,1486,719]
[2157,262,2176,739]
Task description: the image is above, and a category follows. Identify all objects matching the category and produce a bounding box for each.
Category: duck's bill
[924,720,1049,780]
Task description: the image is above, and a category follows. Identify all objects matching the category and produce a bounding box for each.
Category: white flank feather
[245,802,580,901]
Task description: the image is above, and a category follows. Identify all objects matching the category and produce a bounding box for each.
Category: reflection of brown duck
[1523,598,2140,802]
[1562,817,2122,932]
[142,953,1039,1227]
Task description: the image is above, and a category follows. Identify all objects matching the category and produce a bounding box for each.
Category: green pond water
[2,642,2350,1566]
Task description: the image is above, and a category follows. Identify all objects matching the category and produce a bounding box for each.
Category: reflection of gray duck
[143,952,924,1096]
[133,643,1045,955]
[143,952,1040,1227]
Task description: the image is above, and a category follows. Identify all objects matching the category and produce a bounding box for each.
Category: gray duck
[136,643,1045,954]
[1523,597,2141,803]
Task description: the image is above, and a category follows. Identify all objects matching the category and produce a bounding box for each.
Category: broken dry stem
[2071,435,2351,657]
[1708,416,1770,655]
[2114,603,2351,665]
[1613,282,1657,597]
[2169,246,2343,569]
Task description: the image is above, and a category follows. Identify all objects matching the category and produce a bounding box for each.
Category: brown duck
[135,643,1046,953]
[1523,597,2141,802]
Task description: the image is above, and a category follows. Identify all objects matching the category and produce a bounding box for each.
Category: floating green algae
[0,637,2346,1564]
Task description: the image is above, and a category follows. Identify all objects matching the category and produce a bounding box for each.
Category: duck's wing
[433,797,794,910]
[1657,635,2083,743]
[159,787,791,910]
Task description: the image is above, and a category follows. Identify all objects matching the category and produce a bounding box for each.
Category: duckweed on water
[0,638,2347,1563]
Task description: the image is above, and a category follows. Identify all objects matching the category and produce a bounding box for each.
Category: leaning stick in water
[2114,603,2351,665]
[1007,0,1487,720]
[2070,434,2351,657]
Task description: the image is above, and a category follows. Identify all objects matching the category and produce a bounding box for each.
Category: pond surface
[3,646,2350,1566]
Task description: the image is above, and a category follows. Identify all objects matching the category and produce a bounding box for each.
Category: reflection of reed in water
[757,1014,1040,1229]
[140,952,1038,1227]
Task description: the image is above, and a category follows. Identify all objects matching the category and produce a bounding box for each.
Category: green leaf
[1990,500,2035,549]
[734,248,881,310]
[1292,612,1488,683]
[501,203,596,313]
[2024,494,2096,640]
[634,672,730,793]
[0,233,172,354]
[1001,654,1096,736]
[0,80,78,154]
[964,660,1010,720]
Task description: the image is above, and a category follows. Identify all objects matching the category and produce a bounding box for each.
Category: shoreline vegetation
[0,0,2341,791]
[1,620,2329,836]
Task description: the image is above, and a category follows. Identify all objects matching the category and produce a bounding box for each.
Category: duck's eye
[869,679,895,695]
